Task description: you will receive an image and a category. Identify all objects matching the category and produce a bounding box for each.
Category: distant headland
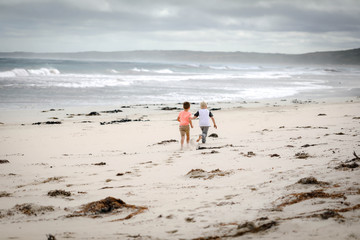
[0,48,359,65]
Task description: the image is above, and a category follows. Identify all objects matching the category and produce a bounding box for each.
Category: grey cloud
[0,0,359,53]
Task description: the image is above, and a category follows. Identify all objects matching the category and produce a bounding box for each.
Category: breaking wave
[0,68,60,77]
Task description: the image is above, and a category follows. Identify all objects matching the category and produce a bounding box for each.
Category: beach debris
[295,152,310,159]
[0,159,10,164]
[292,99,313,104]
[32,121,62,125]
[335,162,359,170]
[67,196,147,221]
[201,150,219,155]
[277,189,345,208]
[318,113,327,116]
[140,161,152,165]
[352,117,360,119]
[210,108,221,111]
[156,139,178,145]
[296,126,328,129]
[86,112,101,116]
[93,162,106,166]
[101,119,131,124]
[193,220,277,239]
[352,151,360,160]
[234,221,278,237]
[197,144,234,150]
[100,109,123,113]
[270,154,280,158]
[15,176,64,189]
[0,191,12,197]
[8,203,55,216]
[208,133,218,138]
[285,145,295,148]
[335,132,345,135]
[121,106,131,108]
[100,118,148,125]
[42,109,64,113]
[185,217,195,222]
[276,203,360,222]
[296,126,312,129]
[48,190,71,197]
[290,136,302,140]
[240,151,256,157]
[301,143,327,148]
[42,177,64,184]
[46,234,56,240]
[297,177,329,185]
[301,144,316,148]
[319,210,341,220]
[335,151,360,170]
[186,168,232,180]
[160,107,181,110]
[116,171,132,176]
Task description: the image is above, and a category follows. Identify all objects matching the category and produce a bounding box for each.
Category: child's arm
[211,117,217,129]
[189,117,193,128]
[192,111,199,120]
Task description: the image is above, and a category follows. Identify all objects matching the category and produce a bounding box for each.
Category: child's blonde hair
[200,101,207,109]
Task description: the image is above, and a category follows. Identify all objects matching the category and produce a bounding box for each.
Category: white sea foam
[209,65,262,71]
[240,87,299,99]
[0,68,60,77]
[108,69,119,74]
[131,68,174,74]
[154,69,173,74]
[209,66,229,70]
[241,72,291,79]
[131,68,150,72]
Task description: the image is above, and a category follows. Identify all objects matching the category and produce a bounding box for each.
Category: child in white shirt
[193,101,217,143]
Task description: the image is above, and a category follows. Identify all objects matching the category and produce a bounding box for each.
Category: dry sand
[0,98,359,239]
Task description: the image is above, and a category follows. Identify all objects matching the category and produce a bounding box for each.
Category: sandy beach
[0,98,359,239]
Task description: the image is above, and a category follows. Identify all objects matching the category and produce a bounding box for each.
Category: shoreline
[0,97,359,239]
[0,96,358,125]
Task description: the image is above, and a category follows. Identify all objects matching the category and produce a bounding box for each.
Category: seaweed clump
[193,220,278,240]
[68,196,147,221]
[297,177,329,185]
[277,190,345,208]
[186,169,232,180]
[13,203,54,216]
[335,151,360,170]
[48,190,71,197]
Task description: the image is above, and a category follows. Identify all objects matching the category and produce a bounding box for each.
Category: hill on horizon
[0,48,360,65]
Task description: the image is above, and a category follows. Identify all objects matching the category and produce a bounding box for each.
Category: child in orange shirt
[177,101,193,150]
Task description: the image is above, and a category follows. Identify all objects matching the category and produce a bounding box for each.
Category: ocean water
[0,58,359,109]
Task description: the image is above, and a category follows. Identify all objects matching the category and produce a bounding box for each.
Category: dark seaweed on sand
[67,196,147,221]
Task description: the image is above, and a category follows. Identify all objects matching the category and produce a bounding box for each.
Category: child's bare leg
[180,135,185,149]
[196,135,202,142]
[186,132,190,144]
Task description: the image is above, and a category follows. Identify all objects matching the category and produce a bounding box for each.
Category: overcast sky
[0,0,359,54]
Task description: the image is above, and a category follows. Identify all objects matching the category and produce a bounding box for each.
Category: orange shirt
[178,111,191,126]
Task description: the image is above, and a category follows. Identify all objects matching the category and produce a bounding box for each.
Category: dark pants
[200,126,210,143]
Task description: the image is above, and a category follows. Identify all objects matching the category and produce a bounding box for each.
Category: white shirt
[195,109,213,127]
